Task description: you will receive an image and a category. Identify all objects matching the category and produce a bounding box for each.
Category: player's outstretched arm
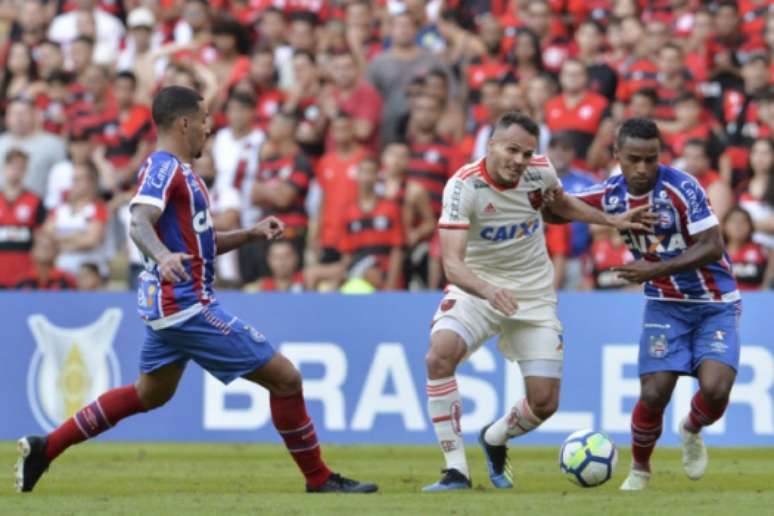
[440,228,518,315]
[613,225,725,284]
[130,204,191,283]
[545,188,657,232]
[215,216,285,255]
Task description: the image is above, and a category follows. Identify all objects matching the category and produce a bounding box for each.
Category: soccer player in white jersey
[422,112,656,491]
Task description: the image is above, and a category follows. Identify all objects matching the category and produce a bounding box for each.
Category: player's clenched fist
[158,252,192,283]
[483,285,519,315]
[250,216,285,241]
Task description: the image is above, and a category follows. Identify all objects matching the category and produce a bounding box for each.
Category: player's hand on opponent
[250,216,285,241]
[609,204,659,233]
[483,285,519,316]
[158,252,192,283]
[611,260,658,284]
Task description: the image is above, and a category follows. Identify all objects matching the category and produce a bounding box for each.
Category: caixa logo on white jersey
[193,210,213,233]
[26,309,123,432]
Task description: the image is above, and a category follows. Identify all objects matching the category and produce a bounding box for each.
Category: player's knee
[425,349,457,379]
[135,383,175,410]
[272,367,303,397]
[639,385,670,411]
[529,393,559,420]
[700,381,732,408]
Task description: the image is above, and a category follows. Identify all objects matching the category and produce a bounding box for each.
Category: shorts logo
[440,299,456,312]
[527,189,543,209]
[26,309,122,432]
[714,330,726,341]
[709,340,728,353]
[649,334,668,358]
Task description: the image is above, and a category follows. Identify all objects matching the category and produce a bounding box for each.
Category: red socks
[630,400,663,471]
[46,385,146,461]
[685,391,728,433]
[270,391,332,488]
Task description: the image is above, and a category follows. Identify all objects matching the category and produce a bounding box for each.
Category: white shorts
[430,286,564,375]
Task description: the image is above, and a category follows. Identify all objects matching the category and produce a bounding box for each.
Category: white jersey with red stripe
[438,156,560,299]
[130,150,217,329]
[574,164,739,302]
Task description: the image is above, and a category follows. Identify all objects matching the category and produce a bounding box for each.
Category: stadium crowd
[0,0,771,292]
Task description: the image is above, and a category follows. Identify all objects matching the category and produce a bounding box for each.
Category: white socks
[427,377,468,478]
[484,397,543,446]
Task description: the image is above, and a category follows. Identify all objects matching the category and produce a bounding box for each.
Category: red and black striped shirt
[257,153,313,230]
[407,139,463,218]
[340,198,404,272]
[0,191,46,287]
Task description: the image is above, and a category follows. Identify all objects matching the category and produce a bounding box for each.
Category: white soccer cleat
[679,417,708,480]
[619,468,651,491]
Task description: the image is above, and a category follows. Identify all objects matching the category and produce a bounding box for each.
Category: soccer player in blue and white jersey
[575,118,741,490]
[15,86,377,495]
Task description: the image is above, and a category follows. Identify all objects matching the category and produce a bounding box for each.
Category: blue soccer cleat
[422,468,472,492]
[479,423,513,489]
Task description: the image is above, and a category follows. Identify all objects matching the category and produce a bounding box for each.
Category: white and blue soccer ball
[559,429,618,487]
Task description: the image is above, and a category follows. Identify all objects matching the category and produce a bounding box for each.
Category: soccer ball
[559,429,618,487]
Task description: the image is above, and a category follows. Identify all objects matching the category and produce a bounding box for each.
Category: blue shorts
[638,300,741,377]
[140,303,276,384]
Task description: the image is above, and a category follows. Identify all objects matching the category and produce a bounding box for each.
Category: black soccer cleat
[15,436,50,493]
[306,472,378,493]
[422,468,472,491]
[479,424,513,488]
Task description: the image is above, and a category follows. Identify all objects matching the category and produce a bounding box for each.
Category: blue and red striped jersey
[575,165,739,303]
[130,150,217,324]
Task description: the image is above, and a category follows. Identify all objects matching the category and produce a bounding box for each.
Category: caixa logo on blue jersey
[480,218,540,242]
[26,309,123,432]
[193,210,214,233]
[623,232,687,254]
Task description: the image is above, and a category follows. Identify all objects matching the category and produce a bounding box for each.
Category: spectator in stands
[677,139,734,221]
[212,91,264,226]
[45,128,93,210]
[468,78,502,160]
[14,232,76,290]
[508,28,543,83]
[0,42,41,112]
[723,206,768,291]
[366,11,451,145]
[319,50,382,153]
[380,141,435,252]
[519,0,570,73]
[42,161,108,276]
[8,1,48,50]
[196,145,242,287]
[76,262,105,290]
[175,0,212,48]
[738,138,774,250]
[209,16,252,104]
[68,64,118,144]
[246,110,312,281]
[117,7,160,106]
[239,44,285,130]
[36,39,66,82]
[277,12,319,89]
[721,55,773,186]
[315,111,368,265]
[524,74,556,152]
[38,70,72,136]
[283,50,326,157]
[245,240,305,293]
[661,93,725,164]
[101,71,154,189]
[546,132,597,289]
[424,67,466,145]
[68,35,94,85]
[307,157,404,290]
[47,0,124,66]
[544,58,609,169]
[0,97,66,197]
[0,149,46,287]
[573,20,617,102]
[628,88,658,120]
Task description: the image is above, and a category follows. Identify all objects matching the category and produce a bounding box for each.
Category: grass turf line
[1,442,773,515]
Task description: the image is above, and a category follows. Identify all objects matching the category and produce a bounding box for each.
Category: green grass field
[1,442,772,515]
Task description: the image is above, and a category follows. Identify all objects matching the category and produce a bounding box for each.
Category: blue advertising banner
[1,292,772,447]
